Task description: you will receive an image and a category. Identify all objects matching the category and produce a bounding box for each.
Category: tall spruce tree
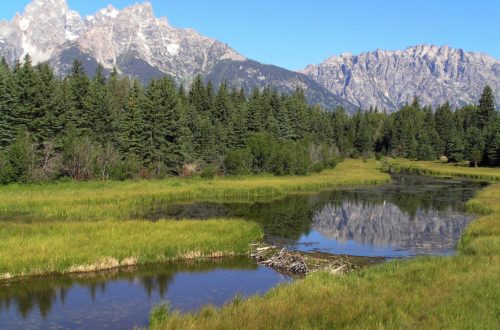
[0,64,17,148]
[142,77,184,174]
[119,81,144,157]
[478,85,496,129]
[83,65,115,143]
[68,60,90,132]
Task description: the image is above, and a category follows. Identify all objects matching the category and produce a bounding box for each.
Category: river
[0,174,485,329]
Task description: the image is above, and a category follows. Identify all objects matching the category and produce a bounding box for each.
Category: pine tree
[14,54,42,133]
[198,115,218,164]
[434,102,455,156]
[447,131,465,163]
[0,64,17,148]
[483,114,500,166]
[34,63,58,144]
[119,81,144,157]
[353,111,372,156]
[43,78,69,146]
[68,60,90,131]
[212,82,232,153]
[288,89,310,140]
[82,65,115,143]
[0,57,8,69]
[108,66,130,119]
[330,107,353,155]
[141,77,184,174]
[465,127,485,167]
[247,88,263,133]
[188,75,212,113]
[229,103,248,149]
[478,85,496,129]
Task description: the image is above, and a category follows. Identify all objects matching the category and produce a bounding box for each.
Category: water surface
[0,259,291,329]
[143,174,484,257]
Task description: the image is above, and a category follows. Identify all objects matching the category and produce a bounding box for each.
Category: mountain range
[1,0,499,112]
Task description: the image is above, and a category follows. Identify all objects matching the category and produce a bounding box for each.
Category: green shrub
[224,148,252,175]
[311,162,325,173]
[0,132,32,184]
[201,165,216,179]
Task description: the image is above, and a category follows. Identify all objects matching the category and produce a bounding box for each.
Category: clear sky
[2,0,499,70]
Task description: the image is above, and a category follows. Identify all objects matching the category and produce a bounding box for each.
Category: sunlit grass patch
[388,158,500,182]
[0,159,390,221]
[0,219,262,279]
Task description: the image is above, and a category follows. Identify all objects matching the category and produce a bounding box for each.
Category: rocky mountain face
[301,45,500,111]
[0,0,84,64]
[0,0,355,110]
[0,0,244,80]
[205,60,354,110]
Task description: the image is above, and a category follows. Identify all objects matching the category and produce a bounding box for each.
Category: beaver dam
[250,244,384,275]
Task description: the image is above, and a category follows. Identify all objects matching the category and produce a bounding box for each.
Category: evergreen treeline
[0,55,498,183]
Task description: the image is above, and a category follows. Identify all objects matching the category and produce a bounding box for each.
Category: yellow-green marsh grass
[0,159,390,221]
[388,158,500,182]
[0,219,261,279]
[155,166,500,329]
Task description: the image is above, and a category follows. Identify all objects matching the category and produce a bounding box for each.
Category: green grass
[0,159,390,221]
[388,158,500,182]
[0,219,262,279]
[154,163,500,329]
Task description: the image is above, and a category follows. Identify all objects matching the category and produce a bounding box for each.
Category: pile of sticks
[253,247,310,274]
[250,244,358,275]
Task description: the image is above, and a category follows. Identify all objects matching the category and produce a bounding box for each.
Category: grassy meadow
[0,219,261,279]
[0,159,389,221]
[388,158,500,182]
[153,163,500,329]
[0,159,390,280]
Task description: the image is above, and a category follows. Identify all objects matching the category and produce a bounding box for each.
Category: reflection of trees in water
[0,258,256,320]
[228,198,315,240]
[148,175,482,241]
[314,175,483,219]
[312,201,474,253]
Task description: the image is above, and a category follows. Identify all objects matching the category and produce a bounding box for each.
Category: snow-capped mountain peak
[0,0,84,63]
[1,0,245,85]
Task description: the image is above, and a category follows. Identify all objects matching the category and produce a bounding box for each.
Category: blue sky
[2,0,499,70]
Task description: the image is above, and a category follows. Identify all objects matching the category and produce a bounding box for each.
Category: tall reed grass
[388,158,500,182]
[0,159,390,221]
[0,219,261,279]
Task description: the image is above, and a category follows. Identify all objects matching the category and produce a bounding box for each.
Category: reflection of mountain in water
[312,201,474,254]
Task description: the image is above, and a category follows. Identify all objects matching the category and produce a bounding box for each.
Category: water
[0,259,292,329]
[143,174,485,257]
[0,174,485,329]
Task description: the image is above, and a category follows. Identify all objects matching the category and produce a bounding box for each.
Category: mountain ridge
[1,1,498,112]
[301,44,500,110]
[0,0,357,111]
